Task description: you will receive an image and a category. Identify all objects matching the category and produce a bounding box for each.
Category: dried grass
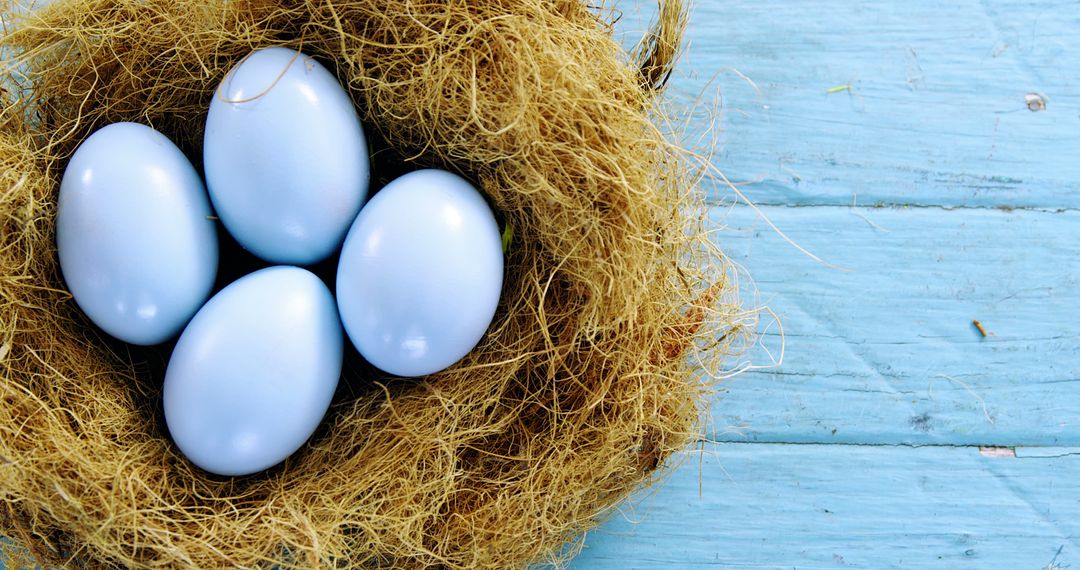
[0,0,747,567]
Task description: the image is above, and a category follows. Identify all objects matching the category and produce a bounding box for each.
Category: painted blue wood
[707,204,1080,446]
[574,0,1080,567]
[661,0,1080,209]
[571,443,1080,569]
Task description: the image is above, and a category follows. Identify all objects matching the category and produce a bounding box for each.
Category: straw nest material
[0,0,746,567]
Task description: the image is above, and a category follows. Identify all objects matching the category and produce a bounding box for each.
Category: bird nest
[0,0,745,567]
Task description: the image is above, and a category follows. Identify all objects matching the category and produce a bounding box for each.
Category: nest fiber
[0,0,744,567]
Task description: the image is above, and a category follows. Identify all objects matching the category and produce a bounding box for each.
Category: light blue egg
[56,122,218,346]
[336,169,504,377]
[163,266,343,477]
[204,46,370,265]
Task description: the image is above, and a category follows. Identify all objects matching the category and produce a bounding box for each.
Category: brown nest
[0,0,746,567]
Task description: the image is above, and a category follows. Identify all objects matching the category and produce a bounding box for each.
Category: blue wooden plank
[709,204,1080,446]
[572,443,1080,569]
[638,0,1080,209]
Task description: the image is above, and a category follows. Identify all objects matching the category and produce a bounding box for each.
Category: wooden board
[571,444,1080,569]
[575,0,1080,567]
[679,0,1080,209]
[710,204,1080,446]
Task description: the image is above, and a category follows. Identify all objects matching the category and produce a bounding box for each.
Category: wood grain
[576,0,1080,567]
[655,0,1080,209]
[710,204,1080,446]
[572,444,1080,569]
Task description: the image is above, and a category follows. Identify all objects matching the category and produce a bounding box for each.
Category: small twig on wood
[972,319,989,338]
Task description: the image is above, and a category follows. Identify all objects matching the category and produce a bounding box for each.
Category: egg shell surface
[163,266,343,477]
[56,122,218,346]
[204,46,370,265]
[336,169,504,377]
